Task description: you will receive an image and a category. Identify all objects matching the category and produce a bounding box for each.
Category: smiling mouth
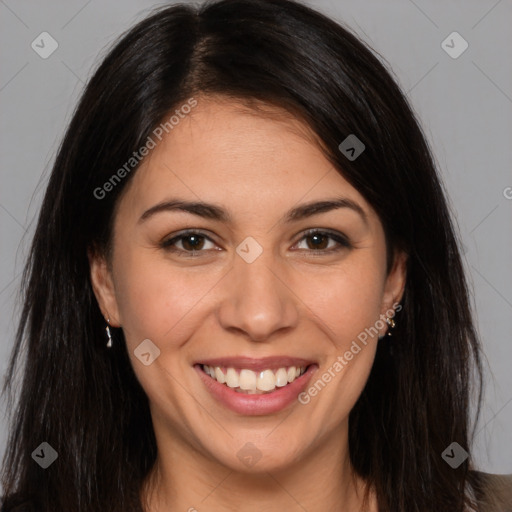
[199,364,311,394]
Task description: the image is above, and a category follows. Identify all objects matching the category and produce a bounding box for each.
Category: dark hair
[1,0,485,510]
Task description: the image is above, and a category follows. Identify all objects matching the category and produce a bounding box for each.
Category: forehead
[117,97,374,223]
[148,98,325,171]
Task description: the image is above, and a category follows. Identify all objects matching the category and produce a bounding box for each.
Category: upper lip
[195,356,316,372]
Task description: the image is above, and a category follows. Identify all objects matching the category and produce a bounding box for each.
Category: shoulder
[470,471,512,512]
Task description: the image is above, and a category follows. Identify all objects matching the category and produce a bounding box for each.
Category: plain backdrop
[1,0,511,477]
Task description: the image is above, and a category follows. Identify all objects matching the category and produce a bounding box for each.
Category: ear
[379,249,407,333]
[88,246,121,327]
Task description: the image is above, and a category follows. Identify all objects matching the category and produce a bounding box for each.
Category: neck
[140,425,377,512]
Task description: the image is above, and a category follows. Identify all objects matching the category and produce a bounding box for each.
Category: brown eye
[179,234,207,251]
[161,230,217,255]
[305,232,330,250]
[295,229,351,253]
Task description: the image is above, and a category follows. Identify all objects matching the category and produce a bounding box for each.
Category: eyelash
[160,228,351,257]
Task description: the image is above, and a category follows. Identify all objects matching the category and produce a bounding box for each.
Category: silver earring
[106,317,113,348]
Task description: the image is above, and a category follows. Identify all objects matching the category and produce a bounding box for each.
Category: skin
[90,96,407,512]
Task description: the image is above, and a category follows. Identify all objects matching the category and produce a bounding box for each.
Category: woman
[1,0,510,510]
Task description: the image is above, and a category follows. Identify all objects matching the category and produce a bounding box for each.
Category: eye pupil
[182,235,204,251]
[308,233,328,250]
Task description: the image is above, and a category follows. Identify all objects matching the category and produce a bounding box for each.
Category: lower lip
[194,364,318,415]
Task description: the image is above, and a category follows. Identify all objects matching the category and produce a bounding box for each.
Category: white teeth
[275,368,288,387]
[225,368,239,388]
[239,369,257,390]
[214,367,226,384]
[257,370,276,392]
[202,364,308,392]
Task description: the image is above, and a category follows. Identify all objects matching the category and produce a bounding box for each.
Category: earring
[385,316,396,356]
[378,316,397,342]
[386,316,396,336]
[106,317,113,348]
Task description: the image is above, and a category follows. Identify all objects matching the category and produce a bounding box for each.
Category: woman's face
[91,97,406,474]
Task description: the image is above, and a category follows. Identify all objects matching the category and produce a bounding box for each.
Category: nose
[216,247,299,342]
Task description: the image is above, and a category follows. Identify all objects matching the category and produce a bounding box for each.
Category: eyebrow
[138,197,368,226]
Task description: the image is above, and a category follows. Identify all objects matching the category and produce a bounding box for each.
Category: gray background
[1,0,511,475]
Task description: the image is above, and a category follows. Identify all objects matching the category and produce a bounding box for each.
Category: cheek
[296,258,385,429]
[302,256,385,348]
[111,247,218,350]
